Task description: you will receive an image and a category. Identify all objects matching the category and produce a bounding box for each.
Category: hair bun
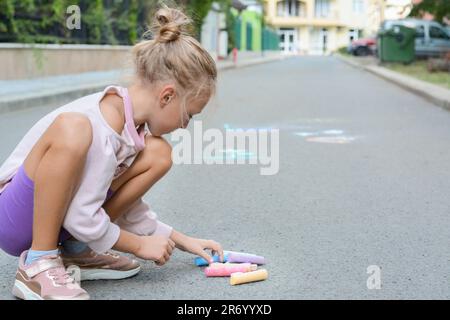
[153,6,191,43]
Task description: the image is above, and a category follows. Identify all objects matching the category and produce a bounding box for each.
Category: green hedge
[0,0,218,45]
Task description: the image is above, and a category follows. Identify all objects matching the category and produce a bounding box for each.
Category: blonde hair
[132,5,217,102]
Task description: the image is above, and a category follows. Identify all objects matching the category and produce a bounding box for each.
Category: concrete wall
[201,5,229,59]
[0,43,133,80]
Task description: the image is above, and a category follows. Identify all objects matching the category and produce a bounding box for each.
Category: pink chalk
[209,262,257,270]
[204,264,255,277]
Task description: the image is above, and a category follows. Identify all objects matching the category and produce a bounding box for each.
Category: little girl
[0,5,223,300]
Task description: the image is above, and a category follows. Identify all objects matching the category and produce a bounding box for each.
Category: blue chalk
[194,253,229,266]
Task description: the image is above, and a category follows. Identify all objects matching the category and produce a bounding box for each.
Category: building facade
[264,0,412,55]
[201,1,280,58]
[232,0,280,52]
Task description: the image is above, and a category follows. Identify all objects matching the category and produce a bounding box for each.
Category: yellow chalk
[230,269,268,286]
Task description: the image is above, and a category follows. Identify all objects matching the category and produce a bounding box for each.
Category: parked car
[348,38,376,56]
[380,19,450,58]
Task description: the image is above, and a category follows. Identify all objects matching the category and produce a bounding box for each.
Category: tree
[176,0,215,38]
[410,0,450,24]
[0,0,225,44]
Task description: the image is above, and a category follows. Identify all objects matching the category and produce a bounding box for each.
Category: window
[352,0,364,14]
[299,1,306,17]
[430,26,449,40]
[315,0,330,18]
[277,1,304,17]
[348,29,360,43]
[415,25,425,39]
[277,1,284,16]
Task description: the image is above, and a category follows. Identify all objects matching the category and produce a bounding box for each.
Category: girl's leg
[103,135,172,222]
[23,113,93,251]
[58,135,170,282]
[10,113,92,300]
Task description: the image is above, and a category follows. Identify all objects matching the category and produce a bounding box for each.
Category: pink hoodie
[0,85,173,253]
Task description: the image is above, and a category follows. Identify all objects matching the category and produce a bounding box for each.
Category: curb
[0,83,112,114]
[219,55,286,71]
[0,55,286,114]
[336,54,450,111]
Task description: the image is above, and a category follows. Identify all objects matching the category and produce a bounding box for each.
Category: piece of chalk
[209,262,244,268]
[227,252,265,265]
[230,269,268,285]
[209,262,225,268]
[194,253,229,266]
[209,263,258,271]
[205,264,254,277]
[226,263,258,271]
[225,250,257,256]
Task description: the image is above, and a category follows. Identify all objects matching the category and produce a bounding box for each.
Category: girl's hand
[180,237,224,264]
[135,235,176,266]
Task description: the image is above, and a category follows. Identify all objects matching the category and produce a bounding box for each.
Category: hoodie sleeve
[62,134,121,254]
[114,198,173,238]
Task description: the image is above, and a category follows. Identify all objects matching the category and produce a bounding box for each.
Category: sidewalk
[335,53,450,111]
[0,51,285,114]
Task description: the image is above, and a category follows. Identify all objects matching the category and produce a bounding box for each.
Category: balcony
[313,9,341,25]
[269,11,343,28]
[276,0,307,18]
[267,0,345,28]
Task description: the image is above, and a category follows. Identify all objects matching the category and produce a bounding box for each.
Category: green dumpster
[377,25,416,64]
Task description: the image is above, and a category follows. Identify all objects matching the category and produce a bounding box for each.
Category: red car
[348,38,377,56]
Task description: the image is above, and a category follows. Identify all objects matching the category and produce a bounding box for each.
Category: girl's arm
[113,229,175,265]
[112,229,141,254]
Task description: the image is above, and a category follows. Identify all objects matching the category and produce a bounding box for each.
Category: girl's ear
[159,85,176,108]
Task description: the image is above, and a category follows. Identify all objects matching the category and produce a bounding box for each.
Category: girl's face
[148,85,210,136]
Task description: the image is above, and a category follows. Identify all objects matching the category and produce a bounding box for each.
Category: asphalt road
[1,56,450,299]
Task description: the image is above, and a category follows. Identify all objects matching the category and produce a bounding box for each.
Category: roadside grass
[384,60,450,90]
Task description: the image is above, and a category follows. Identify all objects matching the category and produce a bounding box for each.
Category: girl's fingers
[213,244,224,262]
[156,254,167,266]
[217,248,225,262]
[167,244,173,255]
[212,250,223,263]
[198,250,213,264]
[164,252,170,262]
[155,259,164,266]
[168,239,176,249]
[208,240,224,262]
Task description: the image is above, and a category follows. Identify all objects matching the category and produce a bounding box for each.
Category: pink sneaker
[12,251,89,300]
[61,248,141,281]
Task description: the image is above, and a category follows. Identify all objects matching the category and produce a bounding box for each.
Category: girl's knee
[144,135,173,171]
[52,113,93,155]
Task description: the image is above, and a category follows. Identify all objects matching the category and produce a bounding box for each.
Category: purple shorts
[0,164,115,257]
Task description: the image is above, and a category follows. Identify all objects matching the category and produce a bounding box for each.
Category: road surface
[1,56,449,299]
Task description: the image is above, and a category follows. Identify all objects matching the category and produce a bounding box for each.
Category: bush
[0,0,220,45]
[336,46,349,55]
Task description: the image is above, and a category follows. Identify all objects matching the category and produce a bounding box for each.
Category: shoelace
[48,267,76,286]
